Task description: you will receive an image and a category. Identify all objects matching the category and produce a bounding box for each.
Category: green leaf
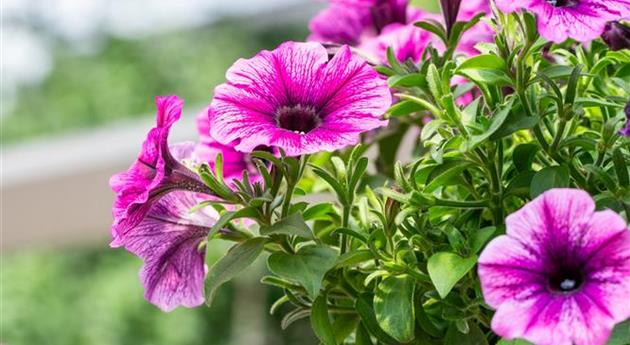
[355,322,375,345]
[355,294,398,345]
[469,226,497,254]
[456,54,510,85]
[388,73,426,88]
[445,323,489,345]
[513,143,539,172]
[463,98,515,151]
[374,275,416,343]
[414,20,447,43]
[427,252,477,299]
[415,297,442,337]
[335,249,373,268]
[303,203,334,221]
[259,212,314,239]
[607,318,630,345]
[205,237,267,306]
[612,148,629,188]
[530,166,570,198]
[267,245,338,298]
[208,207,259,239]
[490,110,539,140]
[425,160,474,192]
[575,97,623,108]
[387,100,426,116]
[311,294,337,345]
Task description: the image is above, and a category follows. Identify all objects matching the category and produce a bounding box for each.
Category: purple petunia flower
[359,0,493,64]
[117,191,218,312]
[208,41,391,156]
[308,0,414,45]
[194,107,257,181]
[495,0,630,43]
[602,21,630,51]
[110,95,211,245]
[478,189,630,345]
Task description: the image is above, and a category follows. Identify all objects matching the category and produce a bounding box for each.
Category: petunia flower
[117,191,218,312]
[110,95,212,245]
[308,0,414,45]
[495,0,630,43]
[208,41,391,156]
[359,0,493,64]
[478,188,630,345]
[194,107,256,181]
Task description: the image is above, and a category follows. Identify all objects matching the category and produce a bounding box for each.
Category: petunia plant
[109,0,630,344]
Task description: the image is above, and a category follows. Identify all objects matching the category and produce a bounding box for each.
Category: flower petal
[118,192,217,312]
[316,45,392,119]
[492,293,616,345]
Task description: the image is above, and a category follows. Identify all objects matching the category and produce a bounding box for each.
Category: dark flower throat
[275,104,321,134]
[548,267,583,293]
[546,0,578,7]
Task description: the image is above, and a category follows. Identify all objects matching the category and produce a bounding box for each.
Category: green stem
[434,198,489,208]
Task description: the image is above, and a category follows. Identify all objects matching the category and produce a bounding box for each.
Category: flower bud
[601,21,630,51]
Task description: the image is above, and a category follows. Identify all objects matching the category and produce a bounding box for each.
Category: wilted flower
[208,41,391,156]
[495,0,630,43]
[602,21,630,51]
[110,96,211,244]
[479,188,630,345]
[117,191,218,312]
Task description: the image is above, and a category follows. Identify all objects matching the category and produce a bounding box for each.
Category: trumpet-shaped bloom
[478,189,630,345]
[110,96,211,245]
[208,41,391,156]
[118,191,218,312]
[308,0,411,45]
[495,0,630,42]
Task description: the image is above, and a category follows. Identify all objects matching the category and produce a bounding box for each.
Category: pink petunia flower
[495,0,630,43]
[478,188,630,345]
[194,107,258,181]
[118,191,218,312]
[208,41,391,156]
[308,0,414,45]
[359,0,493,64]
[109,95,212,245]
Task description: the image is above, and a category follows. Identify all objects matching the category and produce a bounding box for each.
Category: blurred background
[1,0,435,344]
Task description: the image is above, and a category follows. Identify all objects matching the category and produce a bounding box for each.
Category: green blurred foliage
[1,245,319,345]
[1,247,233,345]
[2,19,307,143]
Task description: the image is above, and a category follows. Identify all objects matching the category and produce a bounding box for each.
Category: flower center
[548,269,583,293]
[546,0,578,7]
[275,105,321,134]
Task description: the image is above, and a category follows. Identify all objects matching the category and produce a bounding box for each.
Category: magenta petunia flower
[359,21,433,62]
[208,41,391,156]
[495,0,630,43]
[110,95,211,245]
[478,188,630,345]
[117,191,218,312]
[359,0,493,64]
[194,107,255,181]
[308,0,414,45]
